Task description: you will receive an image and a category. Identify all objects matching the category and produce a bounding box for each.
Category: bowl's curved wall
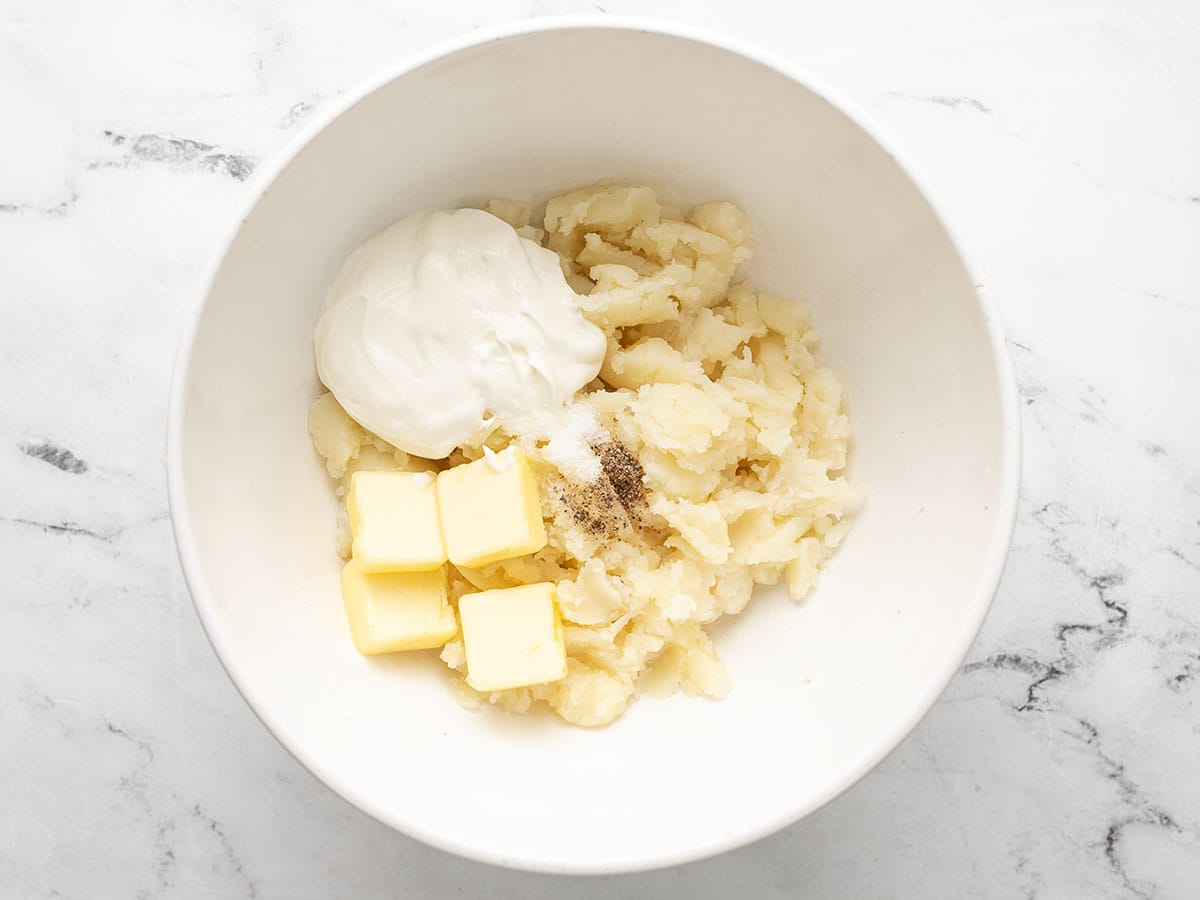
[171,22,1018,873]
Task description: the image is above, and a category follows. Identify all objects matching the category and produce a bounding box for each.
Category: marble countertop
[3,0,1198,896]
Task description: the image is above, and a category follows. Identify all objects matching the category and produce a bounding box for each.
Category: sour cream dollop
[313,208,606,458]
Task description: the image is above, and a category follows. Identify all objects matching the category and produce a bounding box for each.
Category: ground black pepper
[596,440,645,513]
[552,437,646,540]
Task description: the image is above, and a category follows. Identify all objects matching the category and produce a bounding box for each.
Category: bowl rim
[166,14,1022,876]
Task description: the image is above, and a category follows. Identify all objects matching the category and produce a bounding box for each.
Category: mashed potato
[309,183,853,727]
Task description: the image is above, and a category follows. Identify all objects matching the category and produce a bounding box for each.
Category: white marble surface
[2,0,1198,895]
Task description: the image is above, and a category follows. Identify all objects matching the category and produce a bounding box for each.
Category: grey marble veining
[2,0,1198,897]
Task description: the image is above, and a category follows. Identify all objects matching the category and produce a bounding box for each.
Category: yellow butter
[458,582,567,691]
[347,470,445,572]
[436,448,546,568]
[341,559,457,654]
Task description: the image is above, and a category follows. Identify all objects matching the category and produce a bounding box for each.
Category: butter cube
[436,448,546,568]
[341,559,457,654]
[459,582,567,691]
[347,470,445,572]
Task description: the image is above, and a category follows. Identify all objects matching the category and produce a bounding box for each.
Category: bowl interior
[172,24,1015,873]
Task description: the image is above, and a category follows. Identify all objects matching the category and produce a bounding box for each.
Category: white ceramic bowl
[168,18,1019,874]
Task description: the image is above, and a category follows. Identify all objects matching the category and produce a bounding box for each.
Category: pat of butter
[436,448,546,568]
[347,470,445,572]
[341,559,457,654]
[458,582,567,691]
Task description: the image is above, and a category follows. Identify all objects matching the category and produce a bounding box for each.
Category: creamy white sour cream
[313,208,606,458]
